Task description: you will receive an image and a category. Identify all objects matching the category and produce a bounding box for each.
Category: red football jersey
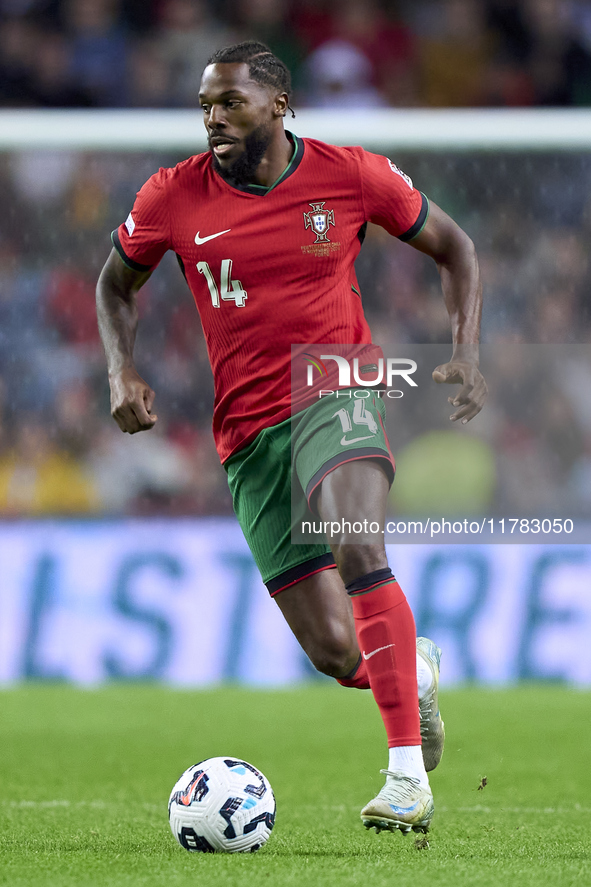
[113,134,428,462]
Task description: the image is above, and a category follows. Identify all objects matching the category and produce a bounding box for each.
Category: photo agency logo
[302,353,418,398]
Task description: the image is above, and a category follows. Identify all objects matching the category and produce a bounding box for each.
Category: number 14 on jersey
[197,260,247,308]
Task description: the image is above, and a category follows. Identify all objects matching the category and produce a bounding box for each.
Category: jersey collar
[214,131,304,196]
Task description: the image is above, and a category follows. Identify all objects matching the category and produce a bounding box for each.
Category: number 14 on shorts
[197,259,247,307]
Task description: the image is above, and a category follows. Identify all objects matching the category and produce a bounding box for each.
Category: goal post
[1,108,591,151]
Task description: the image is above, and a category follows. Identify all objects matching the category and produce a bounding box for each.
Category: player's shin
[337,647,436,697]
[347,571,422,756]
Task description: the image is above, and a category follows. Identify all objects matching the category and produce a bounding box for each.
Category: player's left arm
[408,200,487,424]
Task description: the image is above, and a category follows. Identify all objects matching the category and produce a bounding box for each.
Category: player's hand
[109,367,158,433]
[432,360,487,424]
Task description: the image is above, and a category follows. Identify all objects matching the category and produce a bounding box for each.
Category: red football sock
[349,575,420,748]
[336,654,370,689]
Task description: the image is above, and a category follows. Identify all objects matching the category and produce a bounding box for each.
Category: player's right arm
[358,149,486,423]
[96,248,158,433]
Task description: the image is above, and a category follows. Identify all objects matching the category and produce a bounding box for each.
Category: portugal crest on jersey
[303,202,335,243]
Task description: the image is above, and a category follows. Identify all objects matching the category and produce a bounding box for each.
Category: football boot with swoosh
[416,637,445,772]
[361,770,434,834]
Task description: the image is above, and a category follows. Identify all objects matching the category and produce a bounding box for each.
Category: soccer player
[96,41,487,835]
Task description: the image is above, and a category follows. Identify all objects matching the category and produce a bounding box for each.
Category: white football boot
[361,770,434,834]
[417,636,445,772]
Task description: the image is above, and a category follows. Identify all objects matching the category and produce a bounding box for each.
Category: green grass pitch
[0,684,589,886]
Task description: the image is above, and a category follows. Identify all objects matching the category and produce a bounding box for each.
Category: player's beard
[210,122,273,187]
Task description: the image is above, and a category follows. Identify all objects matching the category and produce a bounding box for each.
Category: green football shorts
[224,391,394,596]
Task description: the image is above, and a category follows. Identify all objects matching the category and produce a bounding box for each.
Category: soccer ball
[168,757,276,853]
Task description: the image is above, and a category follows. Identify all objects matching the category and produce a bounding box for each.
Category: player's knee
[307,630,358,677]
[332,543,388,588]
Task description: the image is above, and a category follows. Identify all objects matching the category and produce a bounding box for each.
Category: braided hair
[206,41,295,117]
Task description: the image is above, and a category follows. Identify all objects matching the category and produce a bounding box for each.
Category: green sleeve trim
[398,193,430,242]
[111,229,153,273]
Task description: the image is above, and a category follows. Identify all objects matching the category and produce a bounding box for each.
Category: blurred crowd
[1,0,591,521]
[0,144,590,519]
[2,0,591,109]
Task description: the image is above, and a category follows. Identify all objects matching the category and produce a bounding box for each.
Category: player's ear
[273,92,289,118]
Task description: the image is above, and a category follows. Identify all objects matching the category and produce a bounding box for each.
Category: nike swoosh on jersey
[362,644,396,660]
[195,228,231,244]
[340,434,374,446]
